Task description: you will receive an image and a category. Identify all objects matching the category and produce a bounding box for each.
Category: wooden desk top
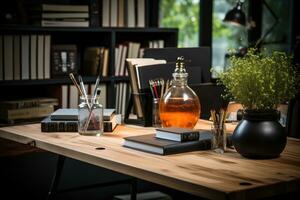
[0,120,299,200]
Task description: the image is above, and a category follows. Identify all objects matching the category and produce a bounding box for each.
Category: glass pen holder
[152,98,161,127]
[78,96,103,136]
[211,124,226,153]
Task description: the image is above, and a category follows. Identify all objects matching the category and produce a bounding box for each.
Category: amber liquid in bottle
[159,56,201,129]
[160,97,200,128]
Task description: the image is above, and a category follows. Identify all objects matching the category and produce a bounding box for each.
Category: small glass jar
[78,96,103,136]
[211,124,226,153]
[152,98,161,127]
[159,56,201,128]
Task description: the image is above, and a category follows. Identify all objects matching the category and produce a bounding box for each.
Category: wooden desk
[0,120,299,200]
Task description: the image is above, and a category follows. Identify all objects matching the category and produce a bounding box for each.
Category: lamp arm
[255,0,279,47]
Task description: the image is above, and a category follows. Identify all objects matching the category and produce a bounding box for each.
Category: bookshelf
[0,27,178,119]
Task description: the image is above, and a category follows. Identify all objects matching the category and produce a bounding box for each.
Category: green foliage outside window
[160,0,235,47]
[160,0,199,47]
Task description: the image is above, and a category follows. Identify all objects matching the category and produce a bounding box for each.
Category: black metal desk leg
[130,178,137,200]
[46,155,66,200]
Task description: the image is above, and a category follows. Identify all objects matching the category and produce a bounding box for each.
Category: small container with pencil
[210,108,227,153]
[124,77,171,127]
[149,79,171,127]
[69,73,103,136]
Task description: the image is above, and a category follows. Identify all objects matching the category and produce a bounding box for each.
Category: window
[159,0,199,47]
[261,0,293,53]
[212,0,248,77]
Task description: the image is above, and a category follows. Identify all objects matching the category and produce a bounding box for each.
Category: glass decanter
[159,56,201,128]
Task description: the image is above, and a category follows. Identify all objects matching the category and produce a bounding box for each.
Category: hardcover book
[42,114,121,132]
[155,127,200,142]
[50,108,116,121]
[50,108,78,121]
[123,133,212,155]
[0,98,58,110]
[0,105,54,121]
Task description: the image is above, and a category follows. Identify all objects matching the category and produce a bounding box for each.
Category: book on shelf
[155,127,200,142]
[41,114,121,132]
[30,35,37,80]
[123,132,212,155]
[3,35,13,81]
[41,4,89,12]
[101,0,145,28]
[0,98,59,110]
[89,0,101,27]
[0,105,54,121]
[41,13,89,19]
[41,20,89,27]
[83,47,106,76]
[21,35,30,80]
[13,35,21,80]
[37,35,44,79]
[0,34,51,81]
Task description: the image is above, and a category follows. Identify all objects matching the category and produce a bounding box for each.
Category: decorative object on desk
[156,127,200,142]
[159,56,200,128]
[210,109,227,154]
[217,48,299,158]
[123,133,212,155]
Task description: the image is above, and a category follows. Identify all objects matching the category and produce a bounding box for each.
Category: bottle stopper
[174,56,186,73]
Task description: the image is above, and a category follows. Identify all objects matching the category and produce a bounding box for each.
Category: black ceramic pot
[232,109,286,159]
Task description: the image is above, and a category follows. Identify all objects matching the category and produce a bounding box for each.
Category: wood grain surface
[0,120,299,200]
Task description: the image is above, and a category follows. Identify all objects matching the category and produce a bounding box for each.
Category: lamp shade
[223,2,246,27]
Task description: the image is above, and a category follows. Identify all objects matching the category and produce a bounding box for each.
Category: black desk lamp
[223,0,246,27]
[223,0,279,48]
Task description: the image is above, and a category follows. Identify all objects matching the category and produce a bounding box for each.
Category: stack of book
[41,108,121,132]
[102,0,145,27]
[0,98,58,123]
[123,127,213,155]
[39,4,90,27]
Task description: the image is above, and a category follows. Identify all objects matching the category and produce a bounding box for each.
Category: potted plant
[217,48,298,158]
